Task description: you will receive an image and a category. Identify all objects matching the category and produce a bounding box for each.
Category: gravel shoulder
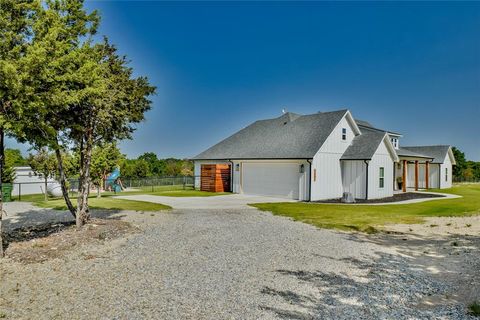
[1,204,478,319]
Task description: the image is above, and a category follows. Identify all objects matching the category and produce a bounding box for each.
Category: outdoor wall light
[300,164,305,173]
[235,164,240,171]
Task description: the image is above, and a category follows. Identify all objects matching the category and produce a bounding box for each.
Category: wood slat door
[200,164,231,192]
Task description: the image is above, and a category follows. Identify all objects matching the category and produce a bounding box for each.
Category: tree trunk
[54,147,76,218]
[97,184,101,198]
[0,128,4,257]
[44,176,48,201]
[76,133,93,228]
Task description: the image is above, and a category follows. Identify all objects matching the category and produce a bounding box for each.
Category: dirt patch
[4,218,138,264]
[315,192,444,204]
[374,216,480,311]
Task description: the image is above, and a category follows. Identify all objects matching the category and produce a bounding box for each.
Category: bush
[1,164,16,184]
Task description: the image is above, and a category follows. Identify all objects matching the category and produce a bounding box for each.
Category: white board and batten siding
[368,140,394,199]
[311,115,357,200]
[341,161,366,199]
[440,154,453,189]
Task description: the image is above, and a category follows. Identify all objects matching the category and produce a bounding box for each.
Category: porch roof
[396,147,432,159]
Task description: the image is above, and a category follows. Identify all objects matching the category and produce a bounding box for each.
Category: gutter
[227,159,234,192]
[364,160,369,200]
[307,159,313,202]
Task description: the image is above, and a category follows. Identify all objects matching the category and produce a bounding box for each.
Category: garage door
[242,162,300,199]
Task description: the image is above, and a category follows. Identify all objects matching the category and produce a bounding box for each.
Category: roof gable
[341,127,398,161]
[193,110,349,160]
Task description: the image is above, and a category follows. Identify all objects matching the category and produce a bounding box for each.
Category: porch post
[425,161,429,190]
[402,160,407,192]
[414,160,419,191]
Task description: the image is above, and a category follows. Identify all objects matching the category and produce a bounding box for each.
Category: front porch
[394,157,434,193]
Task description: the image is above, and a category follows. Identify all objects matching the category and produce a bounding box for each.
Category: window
[445,168,448,182]
[379,167,385,188]
[391,138,399,149]
[342,128,347,141]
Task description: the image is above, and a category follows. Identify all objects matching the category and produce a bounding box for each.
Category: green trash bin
[1,183,13,202]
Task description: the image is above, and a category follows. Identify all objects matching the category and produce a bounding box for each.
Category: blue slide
[106,167,123,193]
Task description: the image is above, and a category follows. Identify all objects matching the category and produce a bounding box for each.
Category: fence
[9,176,196,201]
[453,178,480,184]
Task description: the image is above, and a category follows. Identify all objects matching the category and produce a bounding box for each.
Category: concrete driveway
[114,193,295,209]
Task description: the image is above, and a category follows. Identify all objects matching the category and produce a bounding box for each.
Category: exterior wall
[367,141,394,199]
[12,166,56,196]
[194,159,310,200]
[341,160,366,199]
[429,164,440,189]
[440,154,453,189]
[311,115,356,200]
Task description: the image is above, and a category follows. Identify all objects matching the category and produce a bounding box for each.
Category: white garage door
[242,162,300,199]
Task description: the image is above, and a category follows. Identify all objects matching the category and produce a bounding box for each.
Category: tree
[5,148,27,167]
[90,142,124,197]
[0,0,37,257]
[11,0,100,218]
[28,149,57,201]
[451,147,467,181]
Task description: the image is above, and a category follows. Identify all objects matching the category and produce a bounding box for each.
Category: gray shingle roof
[341,127,387,160]
[193,110,348,160]
[401,145,452,163]
[396,147,433,159]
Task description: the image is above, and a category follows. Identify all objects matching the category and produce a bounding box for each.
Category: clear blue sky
[7,1,480,160]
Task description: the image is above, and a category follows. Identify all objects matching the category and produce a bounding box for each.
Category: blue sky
[7,1,480,160]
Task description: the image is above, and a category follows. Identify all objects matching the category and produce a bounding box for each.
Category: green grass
[13,185,227,211]
[469,301,480,317]
[250,184,480,233]
[33,197,171,211]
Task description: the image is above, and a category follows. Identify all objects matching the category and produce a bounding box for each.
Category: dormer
[388,133,402,149]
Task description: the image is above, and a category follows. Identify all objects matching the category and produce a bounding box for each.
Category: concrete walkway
[114,194,295,210]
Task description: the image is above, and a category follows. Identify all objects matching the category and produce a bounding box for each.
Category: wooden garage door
[242,162,300,199]
[201,164,231,192]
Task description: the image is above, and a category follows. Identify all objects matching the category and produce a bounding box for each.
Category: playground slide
[106,168,123,192]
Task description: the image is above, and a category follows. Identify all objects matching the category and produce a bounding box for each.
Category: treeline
[452,147,480,181]
[5,147,193,182]
[121,152,193,179]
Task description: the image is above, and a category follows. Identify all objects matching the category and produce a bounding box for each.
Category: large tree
[0,0,36,256]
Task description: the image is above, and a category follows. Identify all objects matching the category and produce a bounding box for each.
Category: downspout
[307,159,313,202]
[364,160,369,200]
[227,160,234,193]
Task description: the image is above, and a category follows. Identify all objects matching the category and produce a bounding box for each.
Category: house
[12,166,56,196]
[193,109,455,201]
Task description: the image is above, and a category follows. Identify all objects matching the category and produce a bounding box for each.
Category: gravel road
[0,206,476,319]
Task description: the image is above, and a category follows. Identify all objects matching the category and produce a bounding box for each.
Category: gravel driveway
[1,204,476,319]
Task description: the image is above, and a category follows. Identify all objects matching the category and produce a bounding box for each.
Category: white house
[12,166,56,196]
[193,109,455,201]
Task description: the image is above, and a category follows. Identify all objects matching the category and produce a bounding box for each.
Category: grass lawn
[13,185,227,211]
[19,194,171,211]
[250,184,480,233]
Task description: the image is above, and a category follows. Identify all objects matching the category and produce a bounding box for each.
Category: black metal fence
[10,176,197,201]
[453,178,480,183]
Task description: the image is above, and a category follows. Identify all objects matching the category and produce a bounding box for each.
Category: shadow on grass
[260,233,479,319]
